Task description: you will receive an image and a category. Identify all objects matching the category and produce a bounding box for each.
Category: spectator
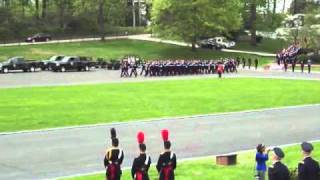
[255,144,270,180]
[298,142,320,180]
[268,147,290,180]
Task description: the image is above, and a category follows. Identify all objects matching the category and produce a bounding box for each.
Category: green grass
[0,78,319,132]
[234,38,289,54]
[0,39,273,64]
[63,142,320,180]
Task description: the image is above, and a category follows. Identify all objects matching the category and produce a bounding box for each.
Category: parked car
[199,39,214,49]
[0,57,42,73]
[40,55,65,70]
[51,56,94,72]
[25,33,52,43]
[199,37,236,49]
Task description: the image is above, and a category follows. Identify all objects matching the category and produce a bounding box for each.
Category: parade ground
[1,1,320,179]
[0,69,319,179]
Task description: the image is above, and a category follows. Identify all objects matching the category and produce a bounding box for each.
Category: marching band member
[104,128,124,180]
[156,129,177,180]
[131,131,152,180]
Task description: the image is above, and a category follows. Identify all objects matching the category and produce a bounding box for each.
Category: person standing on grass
[236,56,241,67]
[242,57,246,69]
[268,147,290,180]
[248,58,252,69]
[140,62,146,76]
[104,128,124,180]
[132,131,151,180]
[298,142,320,180]
[300,60,304,73]
[130,62,138,77]
[255,144,270,180]
[254,58,259,70]
[292,58,296,72]
[284,59,288,72]
[216,62,224,78]
[307,59,312,74]
[157,129,177,180]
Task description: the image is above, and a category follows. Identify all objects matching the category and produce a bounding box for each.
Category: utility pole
[138,0,141,26]
[132,0,136,28]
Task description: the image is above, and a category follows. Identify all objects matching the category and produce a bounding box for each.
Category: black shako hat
[301,142,314,153]
[273,147,285,159]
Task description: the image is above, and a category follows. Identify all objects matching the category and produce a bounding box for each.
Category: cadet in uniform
[284,60,288,72]
[307,59,312,73]
[248,58,252,69]
[140,62,146,76]
[268,147,290,180]
[300,60,304,73]
[131,131,151,180]
[156,129,177,180]
[236,57,241,67]
[292,58,296,72]
[298,142,320,180]
[104,128,124,180]
[130,62,138,77]
[254,58,259,70]
[120,61,129,77]
[242,58,246,69]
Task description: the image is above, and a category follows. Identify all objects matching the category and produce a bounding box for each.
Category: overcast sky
[276,0,293,13]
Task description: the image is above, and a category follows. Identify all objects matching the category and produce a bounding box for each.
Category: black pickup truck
[40,55,65,70]
[51,56,95,72]
[0,57,42,73]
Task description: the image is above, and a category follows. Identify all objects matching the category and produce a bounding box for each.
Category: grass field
[63,142,320,180]
[0,78,319,132]
[234,38,289,53]
[0,39,273,64]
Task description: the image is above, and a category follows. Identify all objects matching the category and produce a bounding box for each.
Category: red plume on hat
[137,131,145,144]
[161,129,169,142]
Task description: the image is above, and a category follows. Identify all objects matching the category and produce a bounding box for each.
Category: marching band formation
[120,57,260,78]
[276,43,312,73]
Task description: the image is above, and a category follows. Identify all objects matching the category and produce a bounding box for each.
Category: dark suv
[51,56,94,72]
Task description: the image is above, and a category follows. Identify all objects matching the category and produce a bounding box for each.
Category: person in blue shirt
[255,144,270,180]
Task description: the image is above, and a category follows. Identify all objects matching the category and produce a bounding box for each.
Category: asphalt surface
[0,69,320,89]
[0,105,319,179]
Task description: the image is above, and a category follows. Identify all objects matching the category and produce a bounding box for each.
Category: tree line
[0,0,319,50]
[0,0,151,42]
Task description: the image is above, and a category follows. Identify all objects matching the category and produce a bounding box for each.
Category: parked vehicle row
[0,56,121,74]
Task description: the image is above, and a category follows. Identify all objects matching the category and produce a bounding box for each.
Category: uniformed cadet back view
[104,128,124,180]
[156,129,177,180]
[268,147,290,180]
[298,142,320,180]
[131,131,152,180]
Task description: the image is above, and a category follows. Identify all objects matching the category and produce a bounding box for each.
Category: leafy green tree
[151,0,243,50]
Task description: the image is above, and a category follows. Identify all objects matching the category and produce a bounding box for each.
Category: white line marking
[1,104,319,136]
[48,139,320,180]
